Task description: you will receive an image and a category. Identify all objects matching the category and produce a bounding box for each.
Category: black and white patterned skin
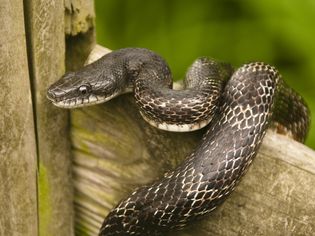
[47,48,310,236]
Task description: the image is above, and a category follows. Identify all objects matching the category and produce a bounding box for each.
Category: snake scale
[47,48,310,235]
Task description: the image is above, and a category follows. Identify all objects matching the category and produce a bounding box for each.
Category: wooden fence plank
[0,1,38,235]
[23,1,73,235]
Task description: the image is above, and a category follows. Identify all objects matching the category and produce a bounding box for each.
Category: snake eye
[78,84,90,95]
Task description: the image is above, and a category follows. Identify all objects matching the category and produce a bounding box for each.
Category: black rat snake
[47,48,310,235]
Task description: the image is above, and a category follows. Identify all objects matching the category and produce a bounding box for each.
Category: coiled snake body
[47,48,310,235]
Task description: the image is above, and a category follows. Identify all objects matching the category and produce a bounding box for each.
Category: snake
[47,48,310,235]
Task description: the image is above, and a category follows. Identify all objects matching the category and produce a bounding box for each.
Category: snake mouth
[50,93,119,109]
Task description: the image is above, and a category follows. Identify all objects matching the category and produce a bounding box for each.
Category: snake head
[47,68,125,108]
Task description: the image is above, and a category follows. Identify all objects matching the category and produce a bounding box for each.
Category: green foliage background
[95,0,315,149]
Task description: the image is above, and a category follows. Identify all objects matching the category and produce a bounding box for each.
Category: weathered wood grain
[65,0,96,73]
[71,45,315,235]
[0,1,38,235]
[1,1,96,235]
[24,1,73,235]
[65,0,95,36]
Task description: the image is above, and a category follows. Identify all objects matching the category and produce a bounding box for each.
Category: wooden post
[0,1,38,235]
[71,46,315,235]
[1,1,95,236]
[24,1,73,235]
